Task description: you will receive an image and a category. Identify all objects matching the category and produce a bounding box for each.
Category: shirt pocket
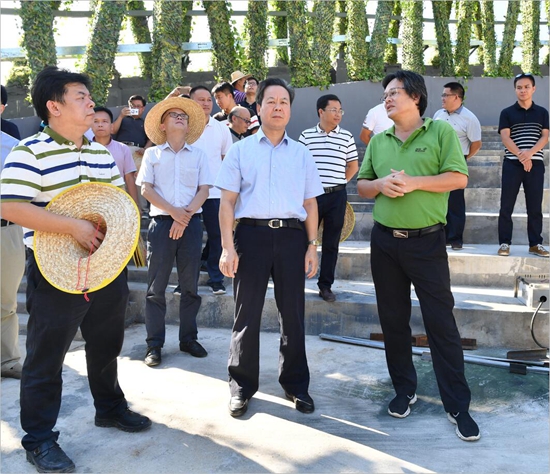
[182,167,199,188]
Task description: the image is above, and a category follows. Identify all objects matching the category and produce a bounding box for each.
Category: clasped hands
[378,169,417,198]
[169,206,195,240]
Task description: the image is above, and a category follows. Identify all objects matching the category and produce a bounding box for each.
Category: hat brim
[231,73,252,84]
[34,182,140,294]
[317,201,355,244]
[144,97,206,145]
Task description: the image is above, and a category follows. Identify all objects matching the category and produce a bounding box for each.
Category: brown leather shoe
[318,288,336,302]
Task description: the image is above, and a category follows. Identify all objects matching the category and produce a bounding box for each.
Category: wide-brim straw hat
[34,182,140,294]
[231,70,252,84]
[144,97,205,145]
[317,201,355,244]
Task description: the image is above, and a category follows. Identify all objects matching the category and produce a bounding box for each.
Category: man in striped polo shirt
[299,94,358,302]
[1,67,150,473]
[497,73,549,257]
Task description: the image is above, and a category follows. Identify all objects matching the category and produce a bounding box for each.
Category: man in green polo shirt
[357,70,480,442]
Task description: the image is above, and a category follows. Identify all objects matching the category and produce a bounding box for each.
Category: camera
[129,108,139,116]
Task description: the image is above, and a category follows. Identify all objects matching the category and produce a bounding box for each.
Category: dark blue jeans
[145,215,202,348]
[21,251,128,451]
[498,158,545,247]
[201,199,224,285]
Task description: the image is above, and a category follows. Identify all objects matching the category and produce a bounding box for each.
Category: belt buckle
[393,230,408,239]
[268,219,282,229]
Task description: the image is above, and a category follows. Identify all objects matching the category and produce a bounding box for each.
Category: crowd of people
[0,66,548,472]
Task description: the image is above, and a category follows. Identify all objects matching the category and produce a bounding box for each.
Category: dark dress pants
[370,224,471,413]
[21,251,128,451]
[201,199,224,285]
[498,158,545,247]
[445,157,467,245]
[145,216,202,348]
[317,188,347,290]
[228,224,310,400]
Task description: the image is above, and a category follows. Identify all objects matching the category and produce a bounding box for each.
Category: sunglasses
[515,73,534,78]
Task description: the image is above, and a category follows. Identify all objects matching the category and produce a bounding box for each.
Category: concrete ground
[1,325,548,474]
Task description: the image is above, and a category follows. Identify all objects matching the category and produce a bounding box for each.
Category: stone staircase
[16,127,549,349]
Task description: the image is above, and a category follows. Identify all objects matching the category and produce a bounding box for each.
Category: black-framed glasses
[381,87,406,102]
[441,93,458,98]
[324,108,345,115]
[234,115,251,125]
[167,112,189,120]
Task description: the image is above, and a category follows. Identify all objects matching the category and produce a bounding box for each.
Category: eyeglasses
[441,93,458,98]
[234,115,251,125]
[324,108,345,115]
[381,87,405,102]
[167,112,189,120]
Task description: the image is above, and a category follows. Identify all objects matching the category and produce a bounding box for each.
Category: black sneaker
[210,282,226,295]
[95,408,152,433]
[173,285,181,295]
[26,439,76,473]
[447,412,481,441]
[388,393,417,418]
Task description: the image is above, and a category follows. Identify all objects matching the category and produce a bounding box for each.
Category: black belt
[1,219,13,227]
[238,218,303,230]
[375,222,443,239]
[323,184,346,194]
[121,141,139,147]
[152,214,200,221]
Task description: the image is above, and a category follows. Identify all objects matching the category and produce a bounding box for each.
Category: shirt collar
[159,141,192,153]
[315,123,341,135]
[514,100,536,111]
[445,105,463,115]
[255,127,289,147]
[44,126,91,146]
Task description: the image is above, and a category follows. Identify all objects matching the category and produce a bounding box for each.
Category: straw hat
[317,201,355,244]
[34,182,140,294]
[230,70,252,85]
[144,97,205,145]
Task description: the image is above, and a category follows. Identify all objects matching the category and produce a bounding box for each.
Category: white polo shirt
[433,105,482,155]
[362,103,394,135]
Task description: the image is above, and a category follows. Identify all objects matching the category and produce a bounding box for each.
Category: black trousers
[498,158,545,247]
[228,224,310,399]
[316,188,347,290]
[21,251,128,451]
[445,156,467,245]
[370,224,471,413]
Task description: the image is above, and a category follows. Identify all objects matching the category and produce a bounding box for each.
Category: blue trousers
[21,251,128,451]
[145,215,202,348]
[498,158,545,247]
[201,198,224,285]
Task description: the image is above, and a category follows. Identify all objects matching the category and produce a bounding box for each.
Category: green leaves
[243,1,269,79]
[401,0,425,74]
[521,0,541,75]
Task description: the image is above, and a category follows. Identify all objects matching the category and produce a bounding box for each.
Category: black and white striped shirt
[498,101,549,161]
[299,124,358,187]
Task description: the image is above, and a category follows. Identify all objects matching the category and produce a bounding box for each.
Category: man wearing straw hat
[217,78,324,418]
[299,94,358,302]
[1,66,151,473]
[137,96,211,366]
[230,70,251,103]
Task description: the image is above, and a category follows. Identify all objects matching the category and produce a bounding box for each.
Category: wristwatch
[308,240,317,246]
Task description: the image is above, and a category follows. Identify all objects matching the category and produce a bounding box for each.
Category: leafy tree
[367,0,394,81]
[335,0,348,60]
[521,0,541,74]
[310,0,336,87]
[127,1,153,78]
[455,0,474,77]
[384,1,401,65]
[345,0,369,81]
[497,0,520,77]
[480,0,498,76]
[400,1,425,74]
[286,1,312,87]
[243,0,269,79]
[431,0,454,76]
[203,0,239,81]
[83,1,126,106]
[270,1,289,65]
[19,1,59,85]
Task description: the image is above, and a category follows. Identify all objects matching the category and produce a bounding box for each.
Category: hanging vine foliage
[335,1,348,60]
[431,0,454,76]
[497,0,520,77]
[19,1,59,86]
[521,0,541,75]
[400,1,425,74]
[243,0,269,79]
[149,1,189,102]
[286,1,312,87]
[311,0,336,87]
[367,0,394,81]
[203,0,239,81]
[83,1,126,106]
[454,0,474,77]
[270,1,289,65]
[480,0,497,76]
[384,1,401,65]
[127,1,153,78]
[345,0,369,81]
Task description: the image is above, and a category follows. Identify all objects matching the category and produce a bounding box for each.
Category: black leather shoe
[318,288,336,302]
[26,439,76,473]
[95,407,152,432]
[285,391,315,414]
[144,347,161,367]
[180,340,208,358]
[229,396,249,417]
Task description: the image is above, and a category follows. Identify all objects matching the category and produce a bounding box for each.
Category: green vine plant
[521,0,541,75]
[384,1,401,65]
[270,0,289,65]
[243,1,269,80]
[480,0,498,76]
[127,0,153,78]
[345,0,370,81]
[334,0,348,60]
[367,0,394,81]
[431,0,454,76]
[286,1,313,87]
[497,0,520,77]
[401,0,425,74]
[310,0,336,88]
[454,0,474,78]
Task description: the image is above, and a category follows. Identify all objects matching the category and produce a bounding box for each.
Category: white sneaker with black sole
[210,282,226,295]
[447,412,481,441]
[388,393,417,418]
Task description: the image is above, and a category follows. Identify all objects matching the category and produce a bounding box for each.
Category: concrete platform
[1,326,548,473]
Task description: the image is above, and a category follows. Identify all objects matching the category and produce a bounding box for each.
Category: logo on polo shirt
[415,147,427,153]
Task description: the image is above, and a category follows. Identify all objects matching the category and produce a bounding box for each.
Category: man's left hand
[305,246,318,278]
[169,220,186,240]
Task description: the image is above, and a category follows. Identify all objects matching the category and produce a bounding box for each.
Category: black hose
[530,296,549,350]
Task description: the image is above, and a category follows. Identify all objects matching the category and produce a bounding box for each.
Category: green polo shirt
[358,118,468,229]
